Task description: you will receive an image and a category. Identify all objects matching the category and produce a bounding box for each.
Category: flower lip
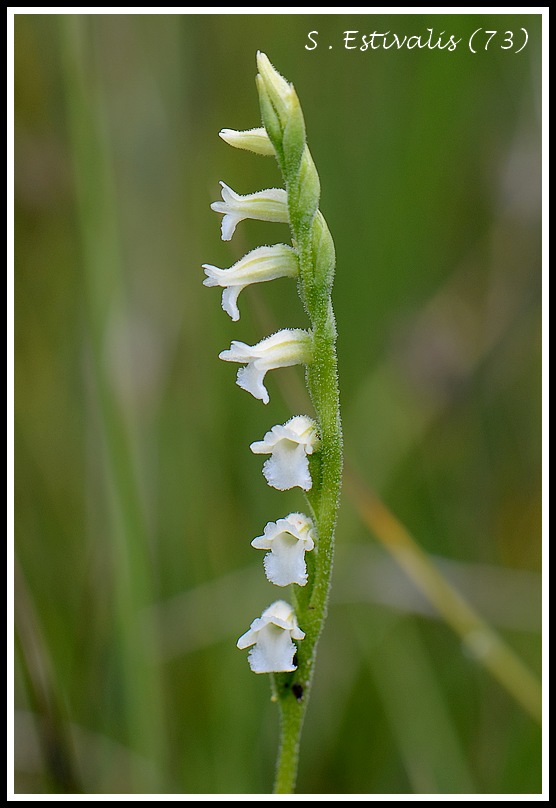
[210,181,289,241]
[219,329,312,404]
[202,244,298,322]
[237,600,305,674]
[250,415,320,490]
[251,513,316,587]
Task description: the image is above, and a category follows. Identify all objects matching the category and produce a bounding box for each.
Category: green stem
[273,281,343,794]
[273,689,306,793]
[274,183,343,796]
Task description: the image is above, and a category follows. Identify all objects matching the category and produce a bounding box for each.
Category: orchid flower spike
[202,244,298,322]
[237,600,305,674]
[210,181,288,241]
[250,415,320,491]
[252,513,316,587]
[219,127,275,156]
[219,329,312,404]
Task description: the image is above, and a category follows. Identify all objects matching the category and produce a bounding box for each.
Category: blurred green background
[14,12,542,794]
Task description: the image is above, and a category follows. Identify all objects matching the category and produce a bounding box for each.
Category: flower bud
[218,127,275,156]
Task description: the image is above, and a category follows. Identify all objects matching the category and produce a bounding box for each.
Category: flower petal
[263,442,311,491]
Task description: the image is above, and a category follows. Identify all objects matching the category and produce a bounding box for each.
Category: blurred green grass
[14,13,542,794]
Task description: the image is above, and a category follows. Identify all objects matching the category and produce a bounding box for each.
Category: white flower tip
[201,264,219,287]
[219,180,234,198]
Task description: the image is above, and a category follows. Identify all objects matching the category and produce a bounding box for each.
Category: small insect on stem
[291,683,304,703]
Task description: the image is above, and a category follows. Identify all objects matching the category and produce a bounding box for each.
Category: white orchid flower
[202,244,298,322]
[251,513,316,587]
[219,127,275,156]
[237,600,305,674]
[210,181,289,241]
[250,415,320,491]
[219,329,311,404]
